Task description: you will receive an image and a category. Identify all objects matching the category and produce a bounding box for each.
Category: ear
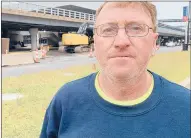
[151,33,159,56]
[152,45,160,56]
[156,45,160,50]
[154,33,159,45]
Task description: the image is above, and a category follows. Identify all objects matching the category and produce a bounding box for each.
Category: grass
[2,51,190,138]
[148,51,190,83]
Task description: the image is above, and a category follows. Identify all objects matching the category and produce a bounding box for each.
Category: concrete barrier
[2,52,34,66]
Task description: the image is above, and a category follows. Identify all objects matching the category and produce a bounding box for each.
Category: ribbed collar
[89,71,163,117]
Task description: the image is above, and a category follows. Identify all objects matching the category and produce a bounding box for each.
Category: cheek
[130,37,154,64]
[132,36,154,56]
[94,37,115,58]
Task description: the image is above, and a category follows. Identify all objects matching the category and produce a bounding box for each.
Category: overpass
[2,2,186,50]
[158,19,191,22]
[2,2,95,31]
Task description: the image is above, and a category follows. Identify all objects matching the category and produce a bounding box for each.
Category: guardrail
[158,22,185,32]
[2,1,96,22]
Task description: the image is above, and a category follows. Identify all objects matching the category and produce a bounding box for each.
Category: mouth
[110,56,132,59]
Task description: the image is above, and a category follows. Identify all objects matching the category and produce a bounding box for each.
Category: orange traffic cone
[34,49,40,63]
[92,63,96,71]
[41,49,46,59]
[89,48,93,58]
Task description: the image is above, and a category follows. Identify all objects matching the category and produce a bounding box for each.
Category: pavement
[2,49,90,67]
[2,51,96,78]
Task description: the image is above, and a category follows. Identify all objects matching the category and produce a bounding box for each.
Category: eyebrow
[123,21,147,25]
[95,20,150,28]
[95,22,118,28]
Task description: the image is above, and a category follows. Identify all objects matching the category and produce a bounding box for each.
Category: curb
[2,62,35,68]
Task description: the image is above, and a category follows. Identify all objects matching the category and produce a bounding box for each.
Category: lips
[109,55,133,59]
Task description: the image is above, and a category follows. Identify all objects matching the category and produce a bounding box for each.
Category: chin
[107,66,135,79]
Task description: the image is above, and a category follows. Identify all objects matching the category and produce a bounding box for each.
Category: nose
[113,29,131,49]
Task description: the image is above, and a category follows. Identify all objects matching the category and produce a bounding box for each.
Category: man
[40,2,190,138]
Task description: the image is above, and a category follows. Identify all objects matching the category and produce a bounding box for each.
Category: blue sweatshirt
[40,72,190,138]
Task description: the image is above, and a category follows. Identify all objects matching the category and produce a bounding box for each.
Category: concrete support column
[37,33,40,49]
[29,28,38,51]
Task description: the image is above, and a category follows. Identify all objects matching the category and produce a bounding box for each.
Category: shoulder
[40,73,96,137]
[161,76,190,100]
[45,73,95,113]
[152,72,190,106]
[58,73,95,94]
[53,73,96,104]
[156,75,190,135]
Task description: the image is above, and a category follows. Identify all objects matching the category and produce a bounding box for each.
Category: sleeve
[39,92,63,138]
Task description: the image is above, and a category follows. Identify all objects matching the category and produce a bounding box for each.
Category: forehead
[96,3,152,27]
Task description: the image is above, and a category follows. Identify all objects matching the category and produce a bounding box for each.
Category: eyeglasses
[94,23,153,37]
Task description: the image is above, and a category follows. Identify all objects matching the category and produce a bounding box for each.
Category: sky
[2,1,190,26]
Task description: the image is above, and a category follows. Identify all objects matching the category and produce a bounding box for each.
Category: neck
[98,70,152,101]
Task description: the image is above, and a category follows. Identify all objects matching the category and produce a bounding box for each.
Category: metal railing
[2,1,96,22]
[158,22,185,32]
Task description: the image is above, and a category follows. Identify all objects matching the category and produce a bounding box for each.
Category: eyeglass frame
[94,23,154,37]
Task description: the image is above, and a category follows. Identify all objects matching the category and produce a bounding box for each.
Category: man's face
[94,4,158,79]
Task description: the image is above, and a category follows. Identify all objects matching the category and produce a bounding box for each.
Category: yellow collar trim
[95,72,154,106]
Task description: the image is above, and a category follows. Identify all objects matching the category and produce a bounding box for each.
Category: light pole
[183,2,190,51]
[189,1,191,46]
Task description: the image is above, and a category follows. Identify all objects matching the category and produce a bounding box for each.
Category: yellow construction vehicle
[59,22,94,53]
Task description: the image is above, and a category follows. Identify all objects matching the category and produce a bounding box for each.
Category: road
[1,46,187,78]
[2,54,96,78]
[156,46,183,53]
